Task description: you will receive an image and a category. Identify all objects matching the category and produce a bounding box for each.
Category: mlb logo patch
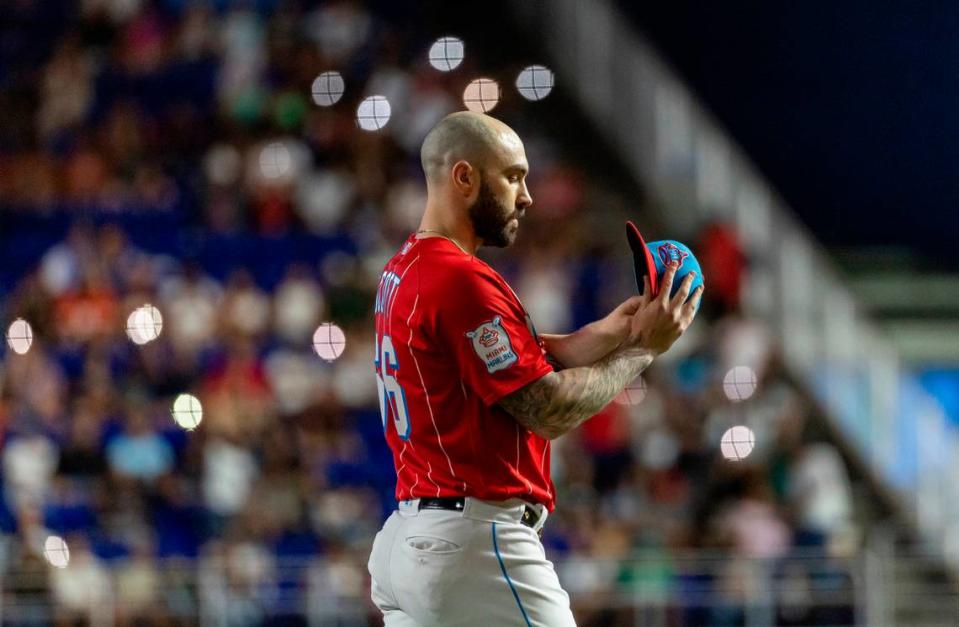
[466,315,518,373]
[658,242,689,268]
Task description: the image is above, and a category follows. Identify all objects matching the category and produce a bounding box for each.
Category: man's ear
[451,160,476,197]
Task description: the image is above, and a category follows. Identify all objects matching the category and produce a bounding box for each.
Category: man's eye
[508,175,520,183]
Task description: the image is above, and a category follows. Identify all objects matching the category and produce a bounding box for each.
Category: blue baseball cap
[626,221,704,304]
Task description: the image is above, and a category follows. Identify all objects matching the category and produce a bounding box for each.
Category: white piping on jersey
[516,422,534,495]
[407,291,464,493]
[541,439,552,500]
[425,460,439,498]
[387,252,420,336]
[397,441,408,477]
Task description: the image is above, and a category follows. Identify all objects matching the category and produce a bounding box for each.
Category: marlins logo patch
[466,315,518,373]
[658,242,689,268]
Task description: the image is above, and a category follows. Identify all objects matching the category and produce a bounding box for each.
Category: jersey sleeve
[429,267,554,406]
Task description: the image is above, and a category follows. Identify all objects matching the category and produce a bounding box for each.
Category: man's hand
[539,295,644,369]
[626,263,703,355]
[594,294,645,345]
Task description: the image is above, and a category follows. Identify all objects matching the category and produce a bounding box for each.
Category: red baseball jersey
[373,233,557,511]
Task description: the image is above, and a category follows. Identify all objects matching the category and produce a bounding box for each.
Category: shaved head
[420,111,516,187]
[417,111,532,250]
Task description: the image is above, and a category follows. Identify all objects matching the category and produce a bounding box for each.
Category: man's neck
[418,201,481,255]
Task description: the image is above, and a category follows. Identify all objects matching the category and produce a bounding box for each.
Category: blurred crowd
[0,0,861,625]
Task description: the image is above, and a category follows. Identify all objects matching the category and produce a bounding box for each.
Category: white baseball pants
[368,497,577,627]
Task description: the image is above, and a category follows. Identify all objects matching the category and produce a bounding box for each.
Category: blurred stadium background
[1,0,958,625]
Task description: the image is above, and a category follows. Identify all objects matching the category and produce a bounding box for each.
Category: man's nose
[518,184,533,210]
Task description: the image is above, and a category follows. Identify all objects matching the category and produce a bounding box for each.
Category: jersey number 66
[374,334,411,439]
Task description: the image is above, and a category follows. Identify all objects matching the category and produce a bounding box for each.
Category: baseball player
[369,111,702,627]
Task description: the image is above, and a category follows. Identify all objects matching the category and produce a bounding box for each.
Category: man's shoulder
[420,247,500,285]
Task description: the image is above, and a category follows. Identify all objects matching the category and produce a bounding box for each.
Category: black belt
[418,497,544,534]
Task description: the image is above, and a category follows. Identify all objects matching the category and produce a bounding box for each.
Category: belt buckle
[521,505,544,537]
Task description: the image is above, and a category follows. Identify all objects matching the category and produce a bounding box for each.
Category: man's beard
[468,179,517,248]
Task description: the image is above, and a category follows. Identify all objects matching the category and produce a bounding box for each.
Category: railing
[509,0,958,567]
[1,544,957,626]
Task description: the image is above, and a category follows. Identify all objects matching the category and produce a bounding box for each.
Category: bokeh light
[428,36,464,72]
[720,425,756,462]
[313,322,347,362]
[125,311,145,345]
[723,365,758,401]
[126,304,163,345]
[311,71,345,107]
[613,375,647,405]
[259,141,292,179]
[356,96,392,131]
[516,65,554,101]
[6,318,33,355]
[171,393,203,431]
[43,535,70,569]
[463,78,499,113]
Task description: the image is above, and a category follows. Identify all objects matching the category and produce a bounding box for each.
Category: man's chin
[474,220,518,248]
[488,229,516,248]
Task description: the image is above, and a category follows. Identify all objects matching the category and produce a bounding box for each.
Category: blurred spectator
[202,337,274,441]
[113,543,162,626]
[788,442,856,554]
[53,267,119,344]
[4,436,58,510]
[717,470,792,560]
[221,269,272,339]
[39,225,97,298]
[3,548,51,627]
[56,398,109,478]
[37,36,96,143]
[50,535,112,625]
[159,265,222,360]
[203,437,259,522]
[698,221,747,315]
[272,265,325,344]
[106,403,174,483]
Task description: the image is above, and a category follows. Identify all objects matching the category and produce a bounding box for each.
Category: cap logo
[658,242,689,268]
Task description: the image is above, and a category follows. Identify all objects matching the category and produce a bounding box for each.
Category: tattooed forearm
[497,345,655,439]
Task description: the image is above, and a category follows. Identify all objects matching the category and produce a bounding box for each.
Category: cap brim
[626,221,659,296]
